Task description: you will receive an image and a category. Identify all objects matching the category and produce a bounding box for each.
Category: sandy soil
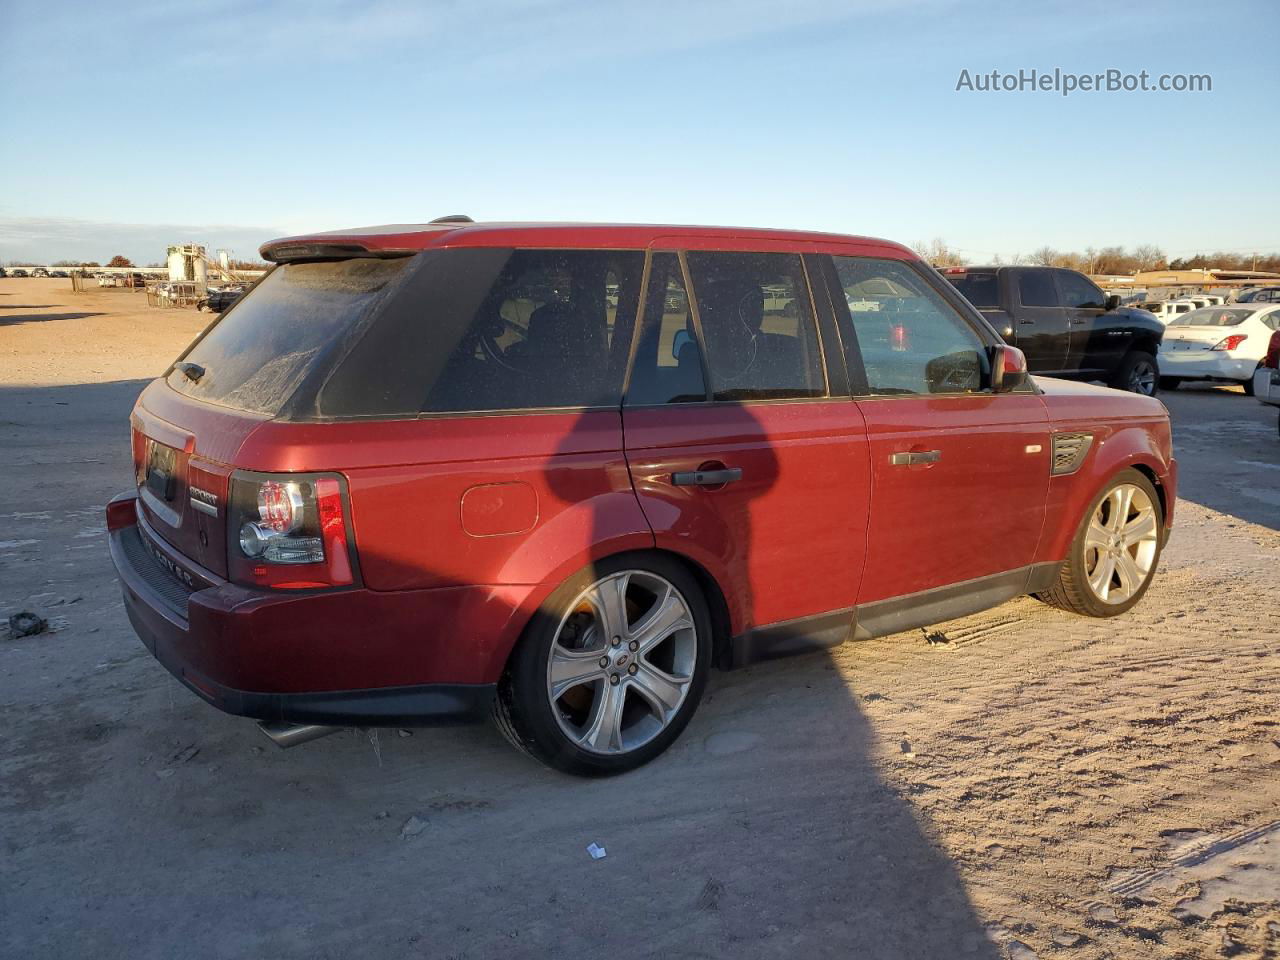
[1,277,1278,959]
[0,278,208,386]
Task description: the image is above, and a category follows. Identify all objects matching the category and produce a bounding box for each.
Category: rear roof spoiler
[259,241,419,263]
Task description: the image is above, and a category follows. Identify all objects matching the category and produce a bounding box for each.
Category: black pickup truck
[943,265,1164,395]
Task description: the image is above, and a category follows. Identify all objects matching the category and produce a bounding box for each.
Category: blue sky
[1,0,1277,264]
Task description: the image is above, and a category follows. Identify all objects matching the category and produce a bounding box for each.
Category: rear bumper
[108,493,510,725]
[1254,367,1280,406]
[1159,351,1256,381]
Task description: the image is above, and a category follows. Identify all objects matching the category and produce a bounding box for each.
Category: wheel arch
[490,546,737,682]
[1038,430,1174,566]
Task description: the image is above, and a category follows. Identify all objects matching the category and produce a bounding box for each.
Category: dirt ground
[2,277,1277,960]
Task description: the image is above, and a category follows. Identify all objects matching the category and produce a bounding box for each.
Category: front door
[1056,269,1114,377]
[825,255,1050,610]
[622,250,870,659]
[1009,268,1070,373]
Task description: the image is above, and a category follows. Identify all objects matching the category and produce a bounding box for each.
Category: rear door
[1056,269,1113,376]
[824,255,1050,614]
[622,249,870,657]
[1008,268,1070,373]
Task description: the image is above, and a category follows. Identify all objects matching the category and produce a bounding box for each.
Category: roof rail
[429,214,474,224]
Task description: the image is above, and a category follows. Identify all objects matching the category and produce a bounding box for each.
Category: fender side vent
[1051,432,1094,475]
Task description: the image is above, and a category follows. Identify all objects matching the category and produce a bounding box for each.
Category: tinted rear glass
[1168,308,1253,326]
[168,258,409,415]
[313,248,644,417]
[685,251,826,401]
[945,272,1000,308]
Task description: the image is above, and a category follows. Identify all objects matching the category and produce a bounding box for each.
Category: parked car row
[1159,304,1280,395]
[197,285,246,313]
[1252,325,1280,436]
[941,265,1164,395]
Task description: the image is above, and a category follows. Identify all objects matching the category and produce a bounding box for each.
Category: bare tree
[1031,246,1058,267]
[913,237,967,267]
[1131,244,1164,272]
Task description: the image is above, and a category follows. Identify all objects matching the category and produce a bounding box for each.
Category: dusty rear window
[167,258,409,415]
[945,271,1000,308]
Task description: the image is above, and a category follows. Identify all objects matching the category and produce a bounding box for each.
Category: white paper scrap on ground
[586,843,607,860]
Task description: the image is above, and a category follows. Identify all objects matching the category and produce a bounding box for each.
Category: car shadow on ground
[0,379,1003,959]
[0,311,106,327]
[1161,383,1280,531]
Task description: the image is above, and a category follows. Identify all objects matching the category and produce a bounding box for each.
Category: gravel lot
[2,278,1278,960]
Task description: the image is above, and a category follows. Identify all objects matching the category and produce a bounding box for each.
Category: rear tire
[1035,468,1163,618]
[1159,377,1181,391]
[493,553,712,776]
[1242,367,1258,396]
[1110,350,1159,395]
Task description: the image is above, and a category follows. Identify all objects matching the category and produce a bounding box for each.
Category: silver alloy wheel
[546,570,697,755]
[1128,359,1157,395]
[1082,483,1159,604]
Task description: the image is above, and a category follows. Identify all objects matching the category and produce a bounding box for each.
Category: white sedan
[1159,304,1280,394]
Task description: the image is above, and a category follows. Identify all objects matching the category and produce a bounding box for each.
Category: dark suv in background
[944,266,1164,395]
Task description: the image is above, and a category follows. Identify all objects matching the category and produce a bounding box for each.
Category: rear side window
[833,257,987,395]
[1018,270,1059,308]
[315,249,644,417]
[946,271,1000,308]
[169,258,410,415]
[685,252,825,401]
[626,253,707,404]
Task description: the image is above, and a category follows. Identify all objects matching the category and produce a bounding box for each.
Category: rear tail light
[1264,331,1280,368]
[890,323,910,351]
[228,471,355,589]
[1211,334,1248,352]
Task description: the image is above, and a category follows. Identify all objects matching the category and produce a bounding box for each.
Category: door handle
[671,467,743,486]
[1017,319,1035,325]
[889,450,941,466]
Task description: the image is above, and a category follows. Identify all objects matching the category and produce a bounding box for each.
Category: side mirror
[1105,294,1121,310]
[990,344,1029,393]
[671,328,693,360]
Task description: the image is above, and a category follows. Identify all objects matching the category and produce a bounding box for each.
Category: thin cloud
[0,217,284,265]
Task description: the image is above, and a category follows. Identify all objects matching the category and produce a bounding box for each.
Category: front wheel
[1035,468,1163,617]
[1110,350,1159,395]
[493,554,712,776]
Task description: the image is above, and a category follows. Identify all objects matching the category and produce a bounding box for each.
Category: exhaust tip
[257,721,340,749]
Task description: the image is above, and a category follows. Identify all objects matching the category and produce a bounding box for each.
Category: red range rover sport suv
[108,220,1177,775]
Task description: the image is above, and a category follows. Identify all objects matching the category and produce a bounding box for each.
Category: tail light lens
[1211,334,1248,352]
[228,471,355,589]
[1264,331,1280,369]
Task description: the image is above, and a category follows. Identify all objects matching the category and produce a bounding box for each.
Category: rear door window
[832,256,987,395]
[625,253,707,405]
[169,258,410,415]
[1017,270,1060,308]
[684,251,825,401]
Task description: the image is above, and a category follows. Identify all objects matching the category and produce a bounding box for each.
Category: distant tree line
[913,238,1280,275]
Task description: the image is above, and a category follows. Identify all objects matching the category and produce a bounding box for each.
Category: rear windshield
[167,258,409,415]
[944,272,1000,308]
[1168,308,1253,327]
